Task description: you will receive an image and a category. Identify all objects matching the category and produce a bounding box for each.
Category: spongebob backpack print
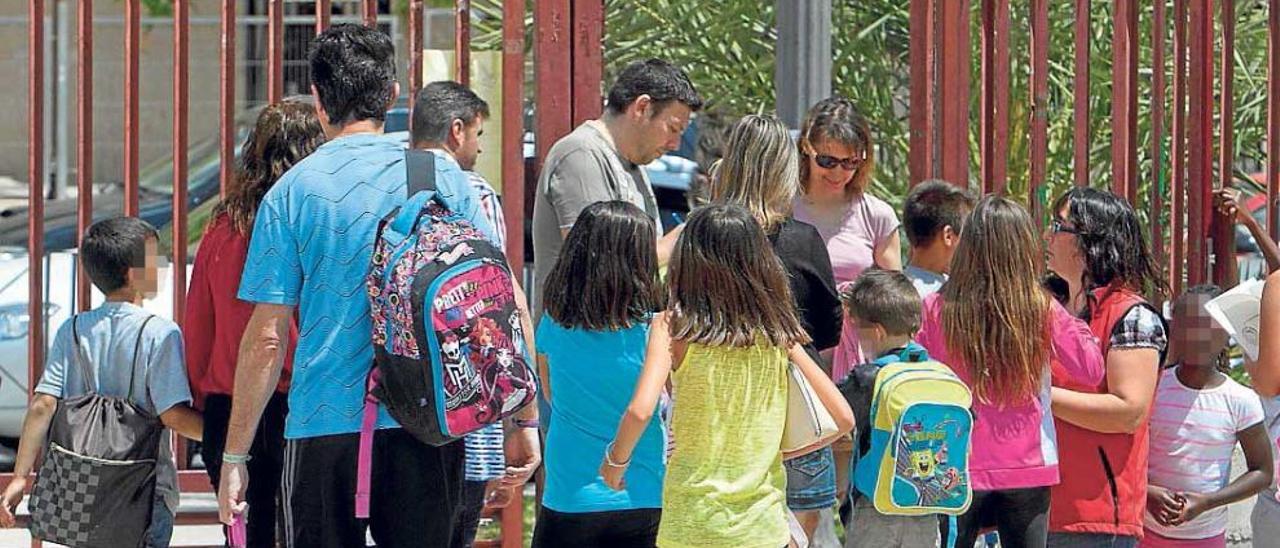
[853,345,973,521]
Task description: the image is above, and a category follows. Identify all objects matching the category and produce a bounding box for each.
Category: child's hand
[599,460,627,491]
[0,477,27,528]
[1146,486,1183,526]
[1171,492,1211,525]
[483,481,513,510]
[1214,188,1249,223]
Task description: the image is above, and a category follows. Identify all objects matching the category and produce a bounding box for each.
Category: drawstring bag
[28,316,163,548]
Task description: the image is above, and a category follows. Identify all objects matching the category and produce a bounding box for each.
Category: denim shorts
[784,446,836,510]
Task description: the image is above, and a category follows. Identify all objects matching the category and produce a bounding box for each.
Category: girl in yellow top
[600,204,855,548]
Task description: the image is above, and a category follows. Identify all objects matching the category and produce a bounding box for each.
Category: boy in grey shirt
[0,217,203,548]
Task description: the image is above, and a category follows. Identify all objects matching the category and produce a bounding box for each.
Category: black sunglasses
[812,154,863,171]
[1051,219,1079,235]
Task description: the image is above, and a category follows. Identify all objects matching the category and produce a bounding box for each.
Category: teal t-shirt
[535,316,664,512]
[238,134,496,439]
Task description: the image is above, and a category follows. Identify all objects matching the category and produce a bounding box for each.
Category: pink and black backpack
[357,150,536,516]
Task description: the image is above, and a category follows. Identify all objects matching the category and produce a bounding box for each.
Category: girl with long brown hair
[917,196,1104,548]
[709,114,843,538]
[184,98,324,548]
[600,205,853,548]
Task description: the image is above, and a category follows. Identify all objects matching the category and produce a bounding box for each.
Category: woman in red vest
[1044,187,1169,548]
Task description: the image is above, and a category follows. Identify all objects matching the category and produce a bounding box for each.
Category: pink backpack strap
[355,370,381,518]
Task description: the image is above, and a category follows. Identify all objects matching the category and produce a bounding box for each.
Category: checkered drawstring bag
[28,315,163,548]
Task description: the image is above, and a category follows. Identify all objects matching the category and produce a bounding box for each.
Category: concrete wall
[0,1,238,193]
[1,3,469,194]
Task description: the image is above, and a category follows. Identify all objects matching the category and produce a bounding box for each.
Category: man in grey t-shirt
[532,58,702,319]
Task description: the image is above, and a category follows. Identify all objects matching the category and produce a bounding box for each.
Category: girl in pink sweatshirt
[917,196,1104,548]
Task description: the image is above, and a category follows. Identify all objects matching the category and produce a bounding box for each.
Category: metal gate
[908,0,1280,297]
[18,0,581,546]
[19,0,1280,547]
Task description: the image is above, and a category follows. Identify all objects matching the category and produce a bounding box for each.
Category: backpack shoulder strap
[127,316,157,402]
[391,149,440,235]
[405,148,438,196]
[69,315,96,394]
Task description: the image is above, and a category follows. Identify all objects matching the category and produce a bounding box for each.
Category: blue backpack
[853,344,973,546]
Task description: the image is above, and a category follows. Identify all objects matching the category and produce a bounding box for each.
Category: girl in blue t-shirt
[532,200,665,548]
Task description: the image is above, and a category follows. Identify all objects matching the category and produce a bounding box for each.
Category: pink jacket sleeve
[1048,300,1105,390]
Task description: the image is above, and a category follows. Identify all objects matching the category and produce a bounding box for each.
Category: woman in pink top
[790,96,900,525]
[917,196,1104,548]
[791,96,901,382]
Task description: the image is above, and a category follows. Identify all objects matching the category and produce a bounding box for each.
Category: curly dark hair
[1052,187,1169,301]
[217,99,325,234]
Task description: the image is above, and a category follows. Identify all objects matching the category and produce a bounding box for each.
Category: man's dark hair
[308,23,396,127]
[903,179,977,248]
[81,217,159,293]
[605,58,703,115]
[410,81,490,146]
[841,268,922,336]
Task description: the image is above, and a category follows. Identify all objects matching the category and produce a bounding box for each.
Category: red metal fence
[19,0,1280,546]
[909,0,1280,299]
[20,1,565,546]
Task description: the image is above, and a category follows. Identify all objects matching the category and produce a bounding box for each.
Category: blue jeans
[1046,532,1139,548]
[784,446,836,510]
[145,495,174,548]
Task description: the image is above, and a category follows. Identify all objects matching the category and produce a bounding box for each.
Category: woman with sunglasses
[790,96,900,539]
[792,96,901,381]
[1043,187,1169,548]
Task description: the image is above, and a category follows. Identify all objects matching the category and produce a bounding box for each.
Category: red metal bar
[1074,0,1091,188]
[29,0,46,410]
[220,1,235,198]
[268,0,283,103]
[503,0,527,275]
[456,0,471,85]
[77,0,94,311]
[937,0,972,186]
[1215,0,1237,286]
[124,0,140,217]
[980,0,1010,195]
[173,0,189,328]
[535,0,574,170]
[571,0,605,125]
[1187,0,1213,286]
[1029,0,1049,222]
[1112,0,1139,203]
[1151,0,1167,303]
[908,0,938,186]
[316,0,330,34]
[1270,0,1280,238]
[363,0,377,27]
[1172,0,1187,295]
[409,0,423,123]
[171,0,191,475]
[501,0,528,538]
